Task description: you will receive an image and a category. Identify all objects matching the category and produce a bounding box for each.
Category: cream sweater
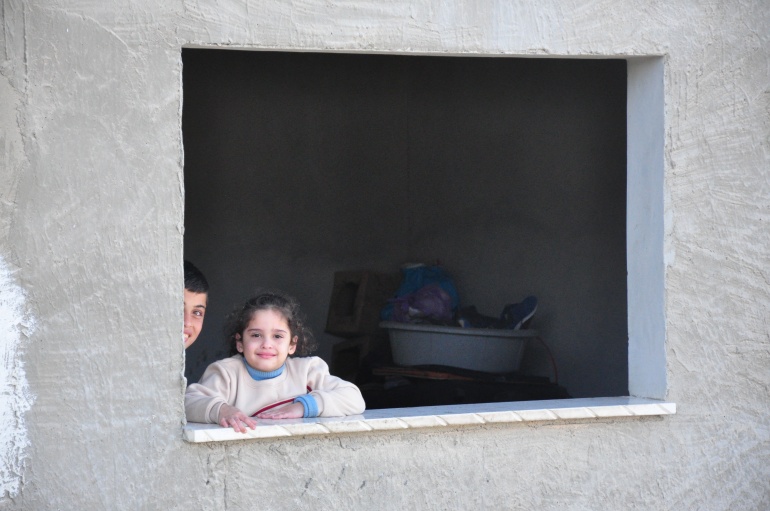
[185,355,365,423]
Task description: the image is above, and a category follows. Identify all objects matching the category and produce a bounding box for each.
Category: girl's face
[236,309,297,372]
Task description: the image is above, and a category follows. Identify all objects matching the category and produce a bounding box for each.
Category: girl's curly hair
[224,290,317,357]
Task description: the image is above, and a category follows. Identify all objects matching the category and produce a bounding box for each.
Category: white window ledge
[182,397,675,443]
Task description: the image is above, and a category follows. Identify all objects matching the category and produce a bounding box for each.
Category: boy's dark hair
[184,260,209,294]
[225,290,317,357]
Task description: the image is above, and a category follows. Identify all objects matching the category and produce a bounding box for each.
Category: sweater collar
[243,357,285,381]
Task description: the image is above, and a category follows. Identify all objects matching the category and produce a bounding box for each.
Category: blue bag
[381,264,460,321]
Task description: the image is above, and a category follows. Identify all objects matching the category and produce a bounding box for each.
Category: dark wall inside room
[182,49,627,398]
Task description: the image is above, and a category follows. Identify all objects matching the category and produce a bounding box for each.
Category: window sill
[182,396,675,443]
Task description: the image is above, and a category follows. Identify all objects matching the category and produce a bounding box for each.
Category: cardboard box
[325,271,400,337]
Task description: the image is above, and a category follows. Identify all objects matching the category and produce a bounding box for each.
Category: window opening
[182,49,664,410]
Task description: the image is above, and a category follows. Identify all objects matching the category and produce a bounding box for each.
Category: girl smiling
[185,291,365,432]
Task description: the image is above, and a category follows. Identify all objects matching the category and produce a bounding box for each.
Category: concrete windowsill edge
[182,396,676,443]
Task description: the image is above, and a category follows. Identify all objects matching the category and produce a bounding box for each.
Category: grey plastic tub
[380,321,536,373]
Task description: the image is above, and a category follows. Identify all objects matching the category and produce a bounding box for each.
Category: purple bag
[391,284,453,324]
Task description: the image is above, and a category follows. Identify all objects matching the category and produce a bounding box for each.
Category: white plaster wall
[0,47,35,502]
[0,257,34,502]
[0,1,768,509]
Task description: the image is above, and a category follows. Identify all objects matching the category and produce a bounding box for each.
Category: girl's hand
[256,402,304,419]
[218,404,257,433]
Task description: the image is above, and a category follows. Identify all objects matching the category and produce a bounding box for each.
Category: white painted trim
[183,397,676,443]
[627,57,667,399]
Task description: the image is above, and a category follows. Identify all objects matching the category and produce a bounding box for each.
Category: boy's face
[184,289,207,348]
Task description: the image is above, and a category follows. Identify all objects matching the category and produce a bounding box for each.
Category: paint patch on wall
[0,256,35,501]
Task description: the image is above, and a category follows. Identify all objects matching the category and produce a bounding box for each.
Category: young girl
[185,291,366,432]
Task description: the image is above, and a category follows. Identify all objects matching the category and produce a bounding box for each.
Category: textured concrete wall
[0,1,768,509]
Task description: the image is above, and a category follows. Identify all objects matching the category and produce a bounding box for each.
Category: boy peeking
[184,260,209,348]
